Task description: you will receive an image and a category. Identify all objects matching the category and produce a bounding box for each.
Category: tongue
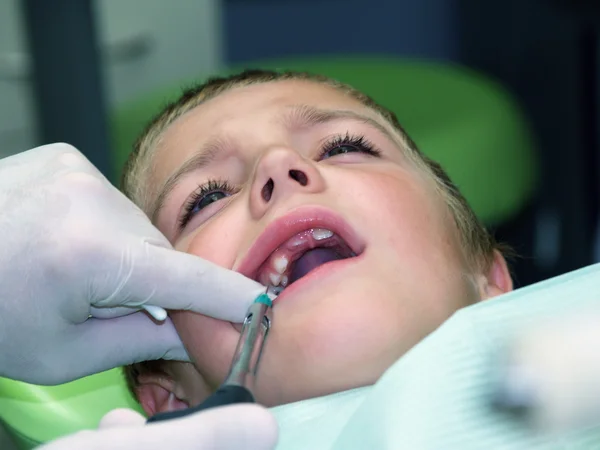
[289,248,344,284]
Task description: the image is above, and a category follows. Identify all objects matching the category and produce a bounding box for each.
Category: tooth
[269,272,282,286]
[259,271,270,287]
[274,255,289,274]
[312,228,333,240]
[281,275,288,287]
[167,392,176,407]
[288,235,306,248]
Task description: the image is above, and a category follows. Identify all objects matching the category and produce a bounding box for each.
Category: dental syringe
[147,286,275,423]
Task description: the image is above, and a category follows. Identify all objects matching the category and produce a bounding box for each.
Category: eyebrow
[283,104,397,143]
[150,138,225,222]
[150,104,398,221]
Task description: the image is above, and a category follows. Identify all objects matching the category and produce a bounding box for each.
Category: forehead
[151,80,378,182]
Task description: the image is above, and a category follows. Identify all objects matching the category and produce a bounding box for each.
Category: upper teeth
[312,228,334,240]
[259,228,337,288]
[274,255,289,274]
[269,272,282,286]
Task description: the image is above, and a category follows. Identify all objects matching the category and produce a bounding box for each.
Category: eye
[195,191,228,210]
[321,144,359,159]
[318,132,381,161]
[178,180,236,230]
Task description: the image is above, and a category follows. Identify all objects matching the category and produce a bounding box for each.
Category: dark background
[18,0,600,284]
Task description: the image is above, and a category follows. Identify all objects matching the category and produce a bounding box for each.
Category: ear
[478,250,513,300]
[135,372,189,417]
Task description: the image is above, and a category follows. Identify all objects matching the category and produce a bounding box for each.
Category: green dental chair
[0,56,538,448]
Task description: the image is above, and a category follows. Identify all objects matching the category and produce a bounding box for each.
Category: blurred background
[1,1,600,448]
[0,0,599,287]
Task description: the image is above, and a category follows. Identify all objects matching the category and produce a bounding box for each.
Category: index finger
[106,244,265,322]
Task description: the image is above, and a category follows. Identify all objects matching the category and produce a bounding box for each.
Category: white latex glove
[37,406,278,450]
[0,143,264,384]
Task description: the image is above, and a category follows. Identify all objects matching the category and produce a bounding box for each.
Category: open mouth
[255,228,356,294]
[238,208,364,296]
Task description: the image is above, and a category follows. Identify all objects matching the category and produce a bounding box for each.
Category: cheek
[344,168,452,249]
[169,209,249,386]
[337,167,473,309]
[174,210,245,267]
[170,311,239,389]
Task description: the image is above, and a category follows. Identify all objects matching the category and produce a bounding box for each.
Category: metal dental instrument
[147,287,275,423]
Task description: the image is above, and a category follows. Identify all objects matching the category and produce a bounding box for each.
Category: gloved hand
[37,405,278,450]
[0,143,264,384]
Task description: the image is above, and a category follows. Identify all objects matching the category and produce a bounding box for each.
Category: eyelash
[178,179,237,230]
[177,132,381,230]
[318,132,381,160]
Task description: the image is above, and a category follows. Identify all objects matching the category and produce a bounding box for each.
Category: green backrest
[0,55,538,448]
[0,370,142,449]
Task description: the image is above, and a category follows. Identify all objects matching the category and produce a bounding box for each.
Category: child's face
[146,80,510,407]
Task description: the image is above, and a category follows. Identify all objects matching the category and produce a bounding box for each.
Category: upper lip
[236,206,365,283]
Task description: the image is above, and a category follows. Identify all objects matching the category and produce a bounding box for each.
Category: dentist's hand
[38,405,278,450]
[0,143,264,384]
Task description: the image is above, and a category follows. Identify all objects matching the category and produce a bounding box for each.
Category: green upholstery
[0,55,538,448]
[0,370,142,448]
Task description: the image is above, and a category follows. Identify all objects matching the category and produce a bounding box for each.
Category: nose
[249,147,326,218]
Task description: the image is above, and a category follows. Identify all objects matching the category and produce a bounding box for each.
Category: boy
[120,69,513,416]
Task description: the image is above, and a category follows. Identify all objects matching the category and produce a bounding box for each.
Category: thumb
[111,243,265,322]
[145,404,279,450]
[40,404,278,450]
[98,408,146,429]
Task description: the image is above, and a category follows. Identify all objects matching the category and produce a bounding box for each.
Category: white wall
[0,0,223,158]
[95,0,223,105]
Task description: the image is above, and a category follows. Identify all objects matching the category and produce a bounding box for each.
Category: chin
[252,357,384,407]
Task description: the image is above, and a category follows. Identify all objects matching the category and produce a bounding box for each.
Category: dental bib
[271,264,600,449]
[272,387,370,449]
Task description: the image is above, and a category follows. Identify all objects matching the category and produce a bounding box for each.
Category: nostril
[289,169,308,186]
[262,178,274,201]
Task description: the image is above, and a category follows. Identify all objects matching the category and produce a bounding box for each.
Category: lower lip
[272,254,362,305]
